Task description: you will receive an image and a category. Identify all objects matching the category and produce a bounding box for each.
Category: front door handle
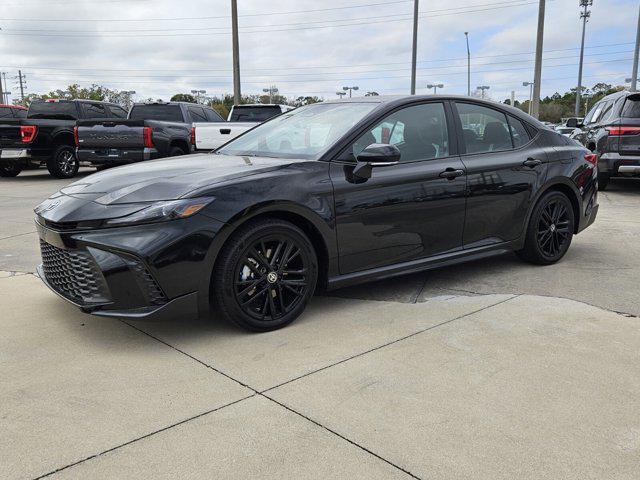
[523,158,542,168]
[439,168,465,180]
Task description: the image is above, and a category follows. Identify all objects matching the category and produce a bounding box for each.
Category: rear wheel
[0,161,24,177]
[516,191,575,265]
[46,145,79,179]
[213,218,318,331]
[169,146,185,157]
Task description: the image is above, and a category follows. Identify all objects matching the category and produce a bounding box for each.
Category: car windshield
[217,102,379,160]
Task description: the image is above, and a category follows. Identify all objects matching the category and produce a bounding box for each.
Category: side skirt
[326,240,521,291]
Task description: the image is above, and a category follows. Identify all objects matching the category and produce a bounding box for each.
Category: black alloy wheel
[0,160,24,177]
[517,191,575,265]
[47,145,79,179]
[214,218,318,331]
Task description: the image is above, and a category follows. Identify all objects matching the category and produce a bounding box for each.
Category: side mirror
[353,143,400,179]
[565,118,578,128]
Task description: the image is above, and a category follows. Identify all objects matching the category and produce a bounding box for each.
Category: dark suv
[572,91,640,190]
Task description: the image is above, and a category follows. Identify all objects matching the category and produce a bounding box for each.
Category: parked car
[0,99,128,178]
[0,104,27,119]
[194,103,293,150]
[571,91,640,190]
[76,101,224,169]
[35,96,598,331]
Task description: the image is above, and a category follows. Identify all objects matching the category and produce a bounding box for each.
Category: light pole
[464,32,471,96]
[262,86,278,103]
[426,83,444,94]
[342,85,359,98]
[477,85,490,99]
[231,0,241,105]
[523,81,534,115]
[575,0,593,116]
[191,89,206,104]
[410,0,419,94]
[336,91,347,99]
[532,0,546,119]
[631,4,640,92]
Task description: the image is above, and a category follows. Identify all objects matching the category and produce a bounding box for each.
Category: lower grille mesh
[39,240,109,304]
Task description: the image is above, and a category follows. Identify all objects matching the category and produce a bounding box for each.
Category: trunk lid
[0,119,23,148]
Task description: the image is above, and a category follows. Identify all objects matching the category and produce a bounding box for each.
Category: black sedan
[35,96,599,331]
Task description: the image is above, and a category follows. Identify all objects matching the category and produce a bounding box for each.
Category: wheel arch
[524,179,582,236]
[52,131,75,148]
[169,139,190,154]
[198,201,336,317]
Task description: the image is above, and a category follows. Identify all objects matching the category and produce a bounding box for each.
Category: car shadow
[607,178,640,193]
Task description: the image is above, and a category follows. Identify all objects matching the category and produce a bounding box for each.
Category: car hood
[36,153,307,224]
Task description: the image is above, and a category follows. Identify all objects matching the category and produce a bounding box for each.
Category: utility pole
[510,90,516,107]
[17,70,26,102]
[0,72,4,104]
[465,32,471,96]
[2,73,8,103]
[410,0,419,95]
[231,0,241,106]
[631,3,640,92]
[531,0,545,119]
[575,0,592,116]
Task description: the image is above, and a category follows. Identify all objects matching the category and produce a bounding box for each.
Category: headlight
[104,197,215,226]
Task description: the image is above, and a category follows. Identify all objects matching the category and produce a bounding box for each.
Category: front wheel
[516,191,575,265]
[213,218,318,331]
[46,145,79,179]
[0,161,24,177]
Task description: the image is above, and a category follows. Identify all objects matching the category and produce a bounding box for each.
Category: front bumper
[35,215,223,321]
[77,147,159,166]
[598,152,640,176]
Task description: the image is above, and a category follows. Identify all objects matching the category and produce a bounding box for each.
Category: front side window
[456,102,512,154]
[204,108,223,122]
[350,103,449,162]
[108,105,128,118]
[82,103,109,119]
[188,106,207,122]
[218,102,379,160]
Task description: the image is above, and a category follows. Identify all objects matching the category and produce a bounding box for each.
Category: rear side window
[81,103,109,119]
[129,105,184,122]
[27,101,78,120]
[0,107,12,118]
[507,116,531,148]
[229,106,282,122]
[108,105,128,118]
[187,106,207,122]
[204,107,223,122]
[622,96,640,118]
[455,102,512,154]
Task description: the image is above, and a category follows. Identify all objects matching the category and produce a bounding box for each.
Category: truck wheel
[169,146,185,157]
[0,161,24,177]
[597,172,609,191]
[47,145,79,179]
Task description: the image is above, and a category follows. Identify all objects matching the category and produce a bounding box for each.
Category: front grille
[39,240,110,305]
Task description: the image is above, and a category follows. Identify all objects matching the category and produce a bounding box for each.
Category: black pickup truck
[0,99,128,178]
[76,102,224,169]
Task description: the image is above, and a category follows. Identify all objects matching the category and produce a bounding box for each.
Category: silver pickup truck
[193,104,293,150]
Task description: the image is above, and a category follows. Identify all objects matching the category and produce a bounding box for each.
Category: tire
[95,165,112,172]
[516,191,575,265]
[597,172,610,191]
[0,161,24,177]
[46,145,79,179]
[168,146,185,157]
[213,218,318,332]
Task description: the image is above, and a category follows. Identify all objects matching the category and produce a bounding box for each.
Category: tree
[12,83,130,107]
[292,96,322,107]
[365,91,380,96]
[170,93,197,103]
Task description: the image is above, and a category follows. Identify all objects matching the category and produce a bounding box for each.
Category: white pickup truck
[193,104,293,150]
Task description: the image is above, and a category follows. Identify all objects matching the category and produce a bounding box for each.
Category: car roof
[323,94,545,127]
[598,90,638,103]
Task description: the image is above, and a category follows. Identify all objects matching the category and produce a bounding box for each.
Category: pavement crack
[262,393,423,479]
[410,275,429,304]
[32,395,256,480]
[0,230,36,241]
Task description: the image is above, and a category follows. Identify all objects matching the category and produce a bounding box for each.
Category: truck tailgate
[0,120,23,148]
[77,120,145,149]
[193,122,255,150]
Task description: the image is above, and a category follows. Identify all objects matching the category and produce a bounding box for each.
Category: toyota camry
[35,96,599,331]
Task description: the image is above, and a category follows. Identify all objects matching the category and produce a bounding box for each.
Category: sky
[0,0,638,105]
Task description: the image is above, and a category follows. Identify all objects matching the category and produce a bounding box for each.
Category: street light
[336,91,347,99]
[523,81,534,115]
[190,89,206,103]
[464,32,471,96]
[476,85,490,99]
[262,85,279,103]
[342,85,359,98]
[426,83,444,94]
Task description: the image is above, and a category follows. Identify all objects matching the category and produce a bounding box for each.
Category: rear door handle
[439,168,465,180]
[220,128,231,135]
[523,158,542,168]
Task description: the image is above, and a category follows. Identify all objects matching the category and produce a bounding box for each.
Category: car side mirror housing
[565,118,578,128]
[353,143,400,179]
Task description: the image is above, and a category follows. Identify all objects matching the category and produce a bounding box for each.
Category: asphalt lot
[1,168,640,479]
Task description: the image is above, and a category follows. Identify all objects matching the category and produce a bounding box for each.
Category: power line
[0,2,542,36]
